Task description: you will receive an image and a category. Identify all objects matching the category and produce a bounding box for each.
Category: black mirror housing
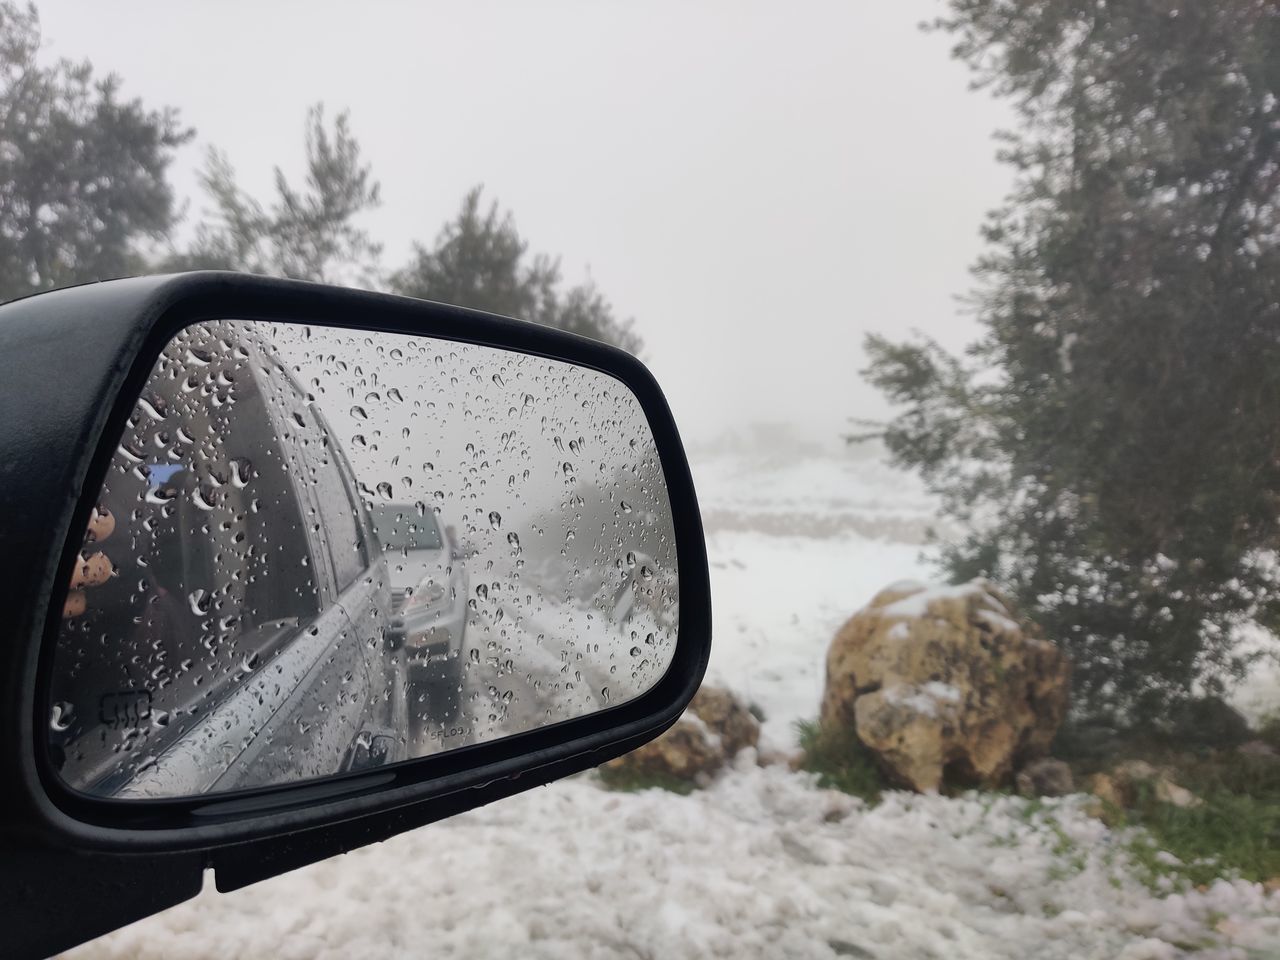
[0,273,711,959]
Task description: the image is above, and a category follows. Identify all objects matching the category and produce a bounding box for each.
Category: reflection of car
[608,551,679,631]
[371,504,469,715]
[49,324,407,797]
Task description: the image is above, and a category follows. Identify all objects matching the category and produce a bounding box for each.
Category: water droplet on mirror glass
[230,457,253,488]
[136,397,166,422]
[489,511,502,530]
[350,405,368,420]
[376,482,394,500]
[188,589,210,615]
[50,702,74,732]
[145,486,176,505]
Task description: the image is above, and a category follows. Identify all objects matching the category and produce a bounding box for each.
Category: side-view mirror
[0,273,710,959]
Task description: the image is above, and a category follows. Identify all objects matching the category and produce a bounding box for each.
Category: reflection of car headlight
[406,582,447,609]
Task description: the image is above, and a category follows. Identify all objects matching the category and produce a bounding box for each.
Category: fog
[34,0,1014,443]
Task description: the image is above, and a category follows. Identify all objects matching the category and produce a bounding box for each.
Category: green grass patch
[1119,759,1280,888]
[795,718,888,803]
[595,764,696,796]
[1055,711,1280,888]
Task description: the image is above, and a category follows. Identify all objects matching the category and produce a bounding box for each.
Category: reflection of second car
[371,504,469,717]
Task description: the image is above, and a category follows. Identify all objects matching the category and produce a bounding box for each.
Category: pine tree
[168,105,381,285]
[0,2,190,303]
[391,187,642,354]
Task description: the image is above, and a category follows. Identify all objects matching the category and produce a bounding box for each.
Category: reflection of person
[61,507,115,618]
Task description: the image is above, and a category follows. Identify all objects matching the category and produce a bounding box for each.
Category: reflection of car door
[241,360,381,774]
[310,404,406,757]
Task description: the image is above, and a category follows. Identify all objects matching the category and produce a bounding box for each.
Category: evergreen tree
[863,1,1280,718]
[390,187,642,354]
[0,2,190,303]
[170,105,381,285]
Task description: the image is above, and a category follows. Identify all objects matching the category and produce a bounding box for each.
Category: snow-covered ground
[62,763,1280,960]
[63,435,1280,960]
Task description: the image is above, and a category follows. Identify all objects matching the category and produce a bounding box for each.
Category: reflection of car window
[256,358,370,596]
[372,504,443,551]
[51,328,326,793]
[304,409,367,593]
[314,405,372,591]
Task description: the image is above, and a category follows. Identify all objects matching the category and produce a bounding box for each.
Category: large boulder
[601,685,760,786]
[819,579,1070,792]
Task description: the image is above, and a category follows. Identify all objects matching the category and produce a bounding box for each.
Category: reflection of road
[407,585,620,757]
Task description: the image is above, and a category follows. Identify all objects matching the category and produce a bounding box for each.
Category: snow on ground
[702,530,927,749]
[62,435,1280,959]
[63,763,1280,960]
[694,435,934,748]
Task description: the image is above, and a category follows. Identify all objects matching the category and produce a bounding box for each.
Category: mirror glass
[48,319,678,799]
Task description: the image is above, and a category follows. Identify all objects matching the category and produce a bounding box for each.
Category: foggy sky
[34,0,1014,444]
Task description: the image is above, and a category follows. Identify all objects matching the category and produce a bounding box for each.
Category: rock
[1090,759,1201,809]
[1238,739,1279,760]
[1016,758,1075,797]
[1113,759,1157,783]
[1087,772,1124,808]
[1083,773,1125,824]
[1155,778,1201,809]
[689,685,760,759]
[601,684,760,784]
[757,746,802,768]
[819,578,1070,792]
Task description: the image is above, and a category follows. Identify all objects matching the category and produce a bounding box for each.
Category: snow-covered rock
[601,685,761,784]
[820,579,1071,791]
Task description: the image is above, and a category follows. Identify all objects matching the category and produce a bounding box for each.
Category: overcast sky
[36,0,1014,445]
